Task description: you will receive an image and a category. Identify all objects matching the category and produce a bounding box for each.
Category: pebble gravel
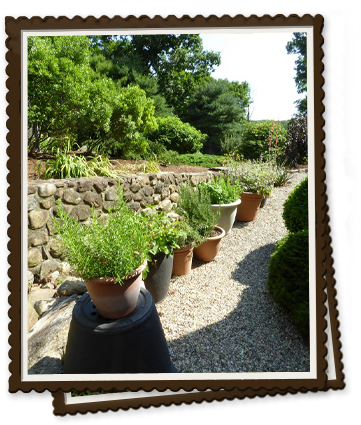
[156,170,310,373]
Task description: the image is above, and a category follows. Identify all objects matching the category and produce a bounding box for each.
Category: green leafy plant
[52,190,152,284]
[142,211,188,256]
[174,184,220,247]
[267,229,309,337]
[226,160,274,196]
[198,175,242,205]
[283,176,308,232]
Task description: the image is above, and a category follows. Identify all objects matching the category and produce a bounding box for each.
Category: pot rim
[174,243,194,253]
[211,198,241,208]
[205,225,226,241]
[240,192,265,199]
[86,259,148,284]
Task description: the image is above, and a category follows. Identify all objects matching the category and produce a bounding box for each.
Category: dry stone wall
[27,172,215,283]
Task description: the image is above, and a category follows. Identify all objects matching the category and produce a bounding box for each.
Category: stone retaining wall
[27,172,215,283]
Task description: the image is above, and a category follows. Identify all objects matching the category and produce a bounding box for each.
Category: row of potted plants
[52,161,289,319]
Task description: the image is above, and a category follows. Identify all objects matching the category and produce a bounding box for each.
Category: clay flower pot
[144,252,174,304]
[211,198,241,235]
[172,244,194,276]
[236,192,264,222]
[85,260,147,319]
[193,226,226,262]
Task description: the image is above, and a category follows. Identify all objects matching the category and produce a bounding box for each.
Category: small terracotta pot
[236,192,264,222]
[85,260,147,319]
[194,226,225,262]
[172,244,194,276]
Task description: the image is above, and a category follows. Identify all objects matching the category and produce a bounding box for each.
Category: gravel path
[156,170,309,373]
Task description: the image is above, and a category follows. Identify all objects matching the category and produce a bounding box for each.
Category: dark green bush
[282,176,308,233]
[267,229,309,337]
[237,121,287,161]
[284,117,308,167]
[147,116,207,154]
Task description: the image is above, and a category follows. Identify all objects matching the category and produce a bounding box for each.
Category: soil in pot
[85,260,147,319]
[172,244,194,276]
[193,226,225,262]
[236,192,264,222]
[144,252,174,304]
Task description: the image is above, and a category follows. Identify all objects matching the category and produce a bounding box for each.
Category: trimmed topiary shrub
[282,176,308,233]
[267,229,309,337]
[284,116,308,167]
[147,116,207,154]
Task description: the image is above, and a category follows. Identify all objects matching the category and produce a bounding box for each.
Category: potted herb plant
[53,194,151,319]
[197,175,242,235]
[143,211,187,303]
[174,184,224,263]
[227,160,274,222]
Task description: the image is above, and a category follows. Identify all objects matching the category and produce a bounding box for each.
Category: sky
[200,32,304,121]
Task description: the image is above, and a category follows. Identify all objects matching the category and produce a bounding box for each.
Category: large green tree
[89,35,221,117]
[182,78,250,154]
[286,33,307,116]
[28,36,157,156]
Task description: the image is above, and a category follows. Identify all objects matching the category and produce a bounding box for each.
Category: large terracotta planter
[236,192,264,222]
[193,226,226,262]
[144,252,174,304]
[211,198,241,235]
[85,260,147,319]
[172,244,194,276]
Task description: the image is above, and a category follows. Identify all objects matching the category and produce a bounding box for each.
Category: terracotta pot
[172,244,194,276]
[144,252,174,304]
[85,260,147,319]
[211,198,241,235]
[236,192,264,222]
[193,226,225,262]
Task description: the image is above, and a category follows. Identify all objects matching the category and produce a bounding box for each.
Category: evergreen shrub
[267,229,309,337]
[282,176,308,233]
[284,117,308,167]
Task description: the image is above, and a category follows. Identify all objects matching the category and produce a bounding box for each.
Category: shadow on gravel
[168,243,310,373]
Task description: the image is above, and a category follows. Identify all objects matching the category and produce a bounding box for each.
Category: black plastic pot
[260,195,268,208]
[144,252,173,304]
[63,288,176,374]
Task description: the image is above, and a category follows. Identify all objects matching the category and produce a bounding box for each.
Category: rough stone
[158,199,172,211]
[153,194,161,205]
[54,187,64,199]
[123,191,133,202]
[69,204,92,221]
[28,304,38,332]
[77,179,93,192]
[28,195,38,211]
[39,259,62,281]
[28,248,42,268]
[48,239,63,258]
[40,197,55,209]
[104,187,119,201]
[28,185,37,195]
[128,202,141,212]
[38,183,57,198]
[28,209,49,229]
[142,186,154,197]
[169,185,176,194]
[170,192,179,203]
[132,192,143,202]
[28,294,80,374]
[154,182,164,194]
[42,245,52,260]
[63,188,83,205]
[103,201,116,213]
[83,191,102,207]
[28,230,49,247]
[28,271,34,285]
[140,197,153,208]
[93,179,108,193]
[190,175,199,187]
[59,262,71,274]
[46,220,56,236]
[28,288,57,308]
[57,277,87,296]
[130,183,141,193]
[161,187,170,200]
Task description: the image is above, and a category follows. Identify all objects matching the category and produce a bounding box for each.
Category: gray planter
[144,252,173,304]
[211,198,241,235]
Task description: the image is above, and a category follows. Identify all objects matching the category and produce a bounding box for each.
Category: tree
[286,33,307,116]
[182,78,250,154]
[89,35,221,117]
[28,36,157,157]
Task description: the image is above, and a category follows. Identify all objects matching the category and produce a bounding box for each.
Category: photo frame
[6,14,341,398]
